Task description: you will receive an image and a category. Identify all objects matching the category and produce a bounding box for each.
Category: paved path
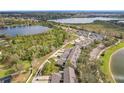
[26,73,33,83]
[97,40,121,60]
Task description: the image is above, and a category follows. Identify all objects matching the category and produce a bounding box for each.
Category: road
[97,39,121,60]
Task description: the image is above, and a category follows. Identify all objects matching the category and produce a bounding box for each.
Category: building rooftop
[32,76,50,83]
[90,44,105,60]
[57,49,71,66]
[64,67,77,83]
[67,45,81,68]
[50,73,62,83]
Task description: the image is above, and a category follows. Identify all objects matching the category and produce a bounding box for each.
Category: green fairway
[101,41,124,82]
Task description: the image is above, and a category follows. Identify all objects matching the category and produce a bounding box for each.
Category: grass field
[64,43,74,49]
[81,21,124,32]
[79,21,124,38]
[0,68,15,78]
[101,41,124,82]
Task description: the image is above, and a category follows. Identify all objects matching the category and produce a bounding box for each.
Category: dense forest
[0,28,69,77]
[0,12,76,20]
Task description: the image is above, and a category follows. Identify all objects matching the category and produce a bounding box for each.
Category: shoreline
[109,47,124,83]
[99,40,124,83]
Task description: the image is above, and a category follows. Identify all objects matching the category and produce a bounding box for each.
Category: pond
[0,25,49,36]
[111,48,124,83]
[49,17,124,24]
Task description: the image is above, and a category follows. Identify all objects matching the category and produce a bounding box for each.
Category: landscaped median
[100,41,124,82]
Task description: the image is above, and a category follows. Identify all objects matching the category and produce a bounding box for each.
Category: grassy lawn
[27,52,55,83]
[12,71,31,83]
[42,61,59,75]
[101,41,124,82]
[0,70,9,77]
[0,68,15,78]
[17,60,31,71]
[0,60,31,82]
[64,43,74,49]
[12,54,51,83]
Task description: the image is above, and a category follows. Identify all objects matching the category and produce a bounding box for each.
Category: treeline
[0,17,38,28]
[1,12,76,21]
[0,17,66,30]
[39,21,64,28]
[76,43,108,83]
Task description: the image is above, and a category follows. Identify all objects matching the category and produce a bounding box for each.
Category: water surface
[49,17,124,24]
[0,25,49,36]
[111,48,124,83]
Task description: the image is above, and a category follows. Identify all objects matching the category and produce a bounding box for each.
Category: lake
[49,17,124,24]
[0,25,49,36]
[111,48,124,83]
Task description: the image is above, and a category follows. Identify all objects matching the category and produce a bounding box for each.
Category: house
[67,45,81,68]
[50,73,62,83]
[88,33,103,41]
[57,49,71,66]
[90,48,100,60]
[75,38,91,49]
[90,44,105,60]
[32,76,50,83]
[50,67,77,83]
[63,67,77,83]
[98,44,105,49]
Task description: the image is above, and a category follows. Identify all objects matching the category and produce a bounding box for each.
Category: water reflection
[0,25,49,36]
[111,48,124,83]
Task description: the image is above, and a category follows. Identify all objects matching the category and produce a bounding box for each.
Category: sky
[0,0,124,11]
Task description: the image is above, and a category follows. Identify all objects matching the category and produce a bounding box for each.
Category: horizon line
[1,10,124,12]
